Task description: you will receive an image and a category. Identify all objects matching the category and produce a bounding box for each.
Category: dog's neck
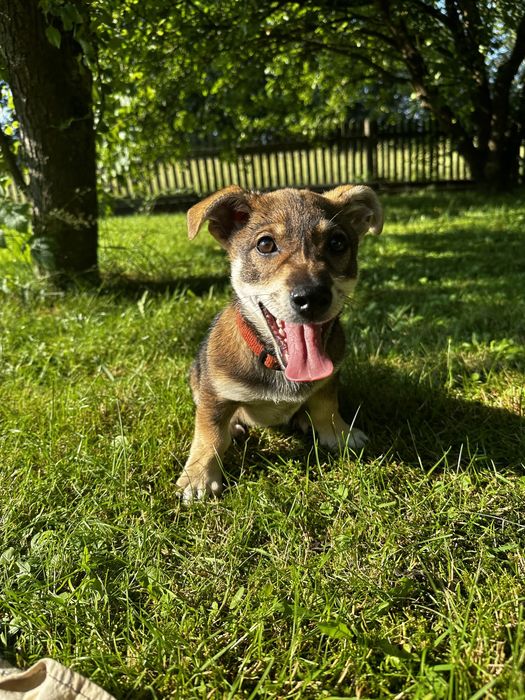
[235,309,282,371]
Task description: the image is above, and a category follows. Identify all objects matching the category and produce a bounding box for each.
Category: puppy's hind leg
[229,408,250,443]
[177,394,236,502]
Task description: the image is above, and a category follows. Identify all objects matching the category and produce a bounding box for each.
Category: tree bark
[0,0,98,283]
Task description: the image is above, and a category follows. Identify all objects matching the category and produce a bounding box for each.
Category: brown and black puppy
[177,185,383,501]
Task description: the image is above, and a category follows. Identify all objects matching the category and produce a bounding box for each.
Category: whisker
[235,292,274,303]
[327,210,344,225]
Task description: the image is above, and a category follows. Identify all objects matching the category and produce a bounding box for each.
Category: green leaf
[229,585,245,609]
[0,546,15,564]
[318,620,354,639]
[0,201,30,233]
[374,638,415,660]
[45,25,61,49]
[59,4,84,31]
[278,600,315,619]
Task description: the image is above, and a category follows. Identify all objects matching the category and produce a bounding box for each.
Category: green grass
[0,189,524,699]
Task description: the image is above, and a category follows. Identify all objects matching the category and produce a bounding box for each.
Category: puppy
[176,185,383,501]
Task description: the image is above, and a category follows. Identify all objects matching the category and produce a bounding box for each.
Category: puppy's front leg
[177,395,236,502]
[305,377,367,451]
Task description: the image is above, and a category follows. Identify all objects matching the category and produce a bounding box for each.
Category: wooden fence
[109,119,475,205]
[8,119,525,206]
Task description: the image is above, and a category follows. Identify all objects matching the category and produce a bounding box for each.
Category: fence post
[364,118,378,182]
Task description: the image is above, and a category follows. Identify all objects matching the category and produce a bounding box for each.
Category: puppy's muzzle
[290,284,332,321]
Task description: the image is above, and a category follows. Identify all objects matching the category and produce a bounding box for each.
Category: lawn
[0,189,524,699]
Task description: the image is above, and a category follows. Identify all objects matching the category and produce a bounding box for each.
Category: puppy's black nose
[290,285,332,320]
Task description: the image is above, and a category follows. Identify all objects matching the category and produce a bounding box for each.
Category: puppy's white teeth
[259,303,290,364]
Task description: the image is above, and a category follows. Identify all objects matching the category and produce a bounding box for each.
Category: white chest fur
[211,372,326,427]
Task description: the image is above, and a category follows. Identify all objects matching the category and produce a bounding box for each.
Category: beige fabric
[0,658,115,700]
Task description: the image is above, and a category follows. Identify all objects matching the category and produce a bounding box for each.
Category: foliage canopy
[87,0,525,187]
[2,0,525,189]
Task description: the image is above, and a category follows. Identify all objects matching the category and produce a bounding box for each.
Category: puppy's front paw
[345,427,368,450]
[176,468,223,503]
[230,420,249,443]
[319,425,368,452]
[291,409,311,435]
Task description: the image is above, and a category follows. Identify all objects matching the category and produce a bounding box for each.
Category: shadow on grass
[352,221,524,471]
[343,212,525,470]
[221,366,524,487]
[381,188,525,222]
[384,227,525,287]
[100,272,231,299]
[359,225,525,345]
[340,364,525,471]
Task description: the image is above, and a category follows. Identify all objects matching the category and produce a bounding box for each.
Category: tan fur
[176,185,383,501]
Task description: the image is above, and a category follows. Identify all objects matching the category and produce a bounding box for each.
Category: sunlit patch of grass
[0,189,524,698]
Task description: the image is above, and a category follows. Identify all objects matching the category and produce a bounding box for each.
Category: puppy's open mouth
[259,303,335,382]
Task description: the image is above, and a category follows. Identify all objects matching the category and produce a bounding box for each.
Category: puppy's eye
[256,236,277,255]
[328,231,349,254]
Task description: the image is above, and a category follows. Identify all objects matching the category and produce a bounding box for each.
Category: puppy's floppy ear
[187,186,252,247]
[323,185,383,238]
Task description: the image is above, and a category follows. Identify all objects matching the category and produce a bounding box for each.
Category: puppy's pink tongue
[284,322,333,382]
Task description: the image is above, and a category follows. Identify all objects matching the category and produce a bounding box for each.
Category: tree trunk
[0,0,98,284]
[460,131,522,190]
[377,0,524,191]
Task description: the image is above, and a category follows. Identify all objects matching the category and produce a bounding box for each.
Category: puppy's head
[188,185,382,382]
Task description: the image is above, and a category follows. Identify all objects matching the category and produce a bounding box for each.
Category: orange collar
[235,309,282,371]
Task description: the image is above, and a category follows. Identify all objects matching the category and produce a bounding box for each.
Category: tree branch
[518,78,525,138]
[301,38,407,81]
[376,0,479,165]
[0,126,29,197]
[409,0,454,30]
[494,11,525,105]
[444,0,492,151]
[258,26,407,83]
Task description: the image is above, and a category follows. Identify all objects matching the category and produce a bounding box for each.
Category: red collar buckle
[235,310,281,371]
